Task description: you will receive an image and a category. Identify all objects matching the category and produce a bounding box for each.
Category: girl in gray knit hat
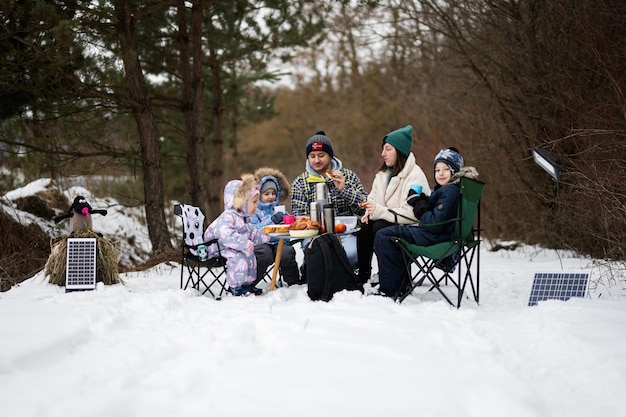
[250,166,300,286]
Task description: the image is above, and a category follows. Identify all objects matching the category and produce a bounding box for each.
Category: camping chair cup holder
[390,177,485,307]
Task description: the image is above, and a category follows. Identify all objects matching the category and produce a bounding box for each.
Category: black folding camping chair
[174,203,229,299]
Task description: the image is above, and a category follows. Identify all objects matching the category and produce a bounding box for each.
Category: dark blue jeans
[374,225,440,296]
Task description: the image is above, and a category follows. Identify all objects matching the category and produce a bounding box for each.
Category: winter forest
[1,0,625,288]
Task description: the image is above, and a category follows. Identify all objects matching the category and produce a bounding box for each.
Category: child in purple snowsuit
[204,174,270,296]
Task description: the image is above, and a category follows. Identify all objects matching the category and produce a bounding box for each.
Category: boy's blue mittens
[271,212,285,224]
[406,189,427,206]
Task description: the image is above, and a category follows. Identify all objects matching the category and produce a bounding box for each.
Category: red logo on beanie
[311,142,324,151]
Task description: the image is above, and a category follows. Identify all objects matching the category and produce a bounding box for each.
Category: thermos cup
[410,184,423,194]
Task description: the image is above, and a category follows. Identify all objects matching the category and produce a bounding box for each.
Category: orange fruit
[334,223,347,234]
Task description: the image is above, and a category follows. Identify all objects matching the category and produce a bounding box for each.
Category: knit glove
[407,190,429,219]
[271,212,285,224]
[407,189,427,206]
[412,199,430,219]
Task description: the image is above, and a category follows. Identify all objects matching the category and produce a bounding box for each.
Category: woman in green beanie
[356,125,431,284]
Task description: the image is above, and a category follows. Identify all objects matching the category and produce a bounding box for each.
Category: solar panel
[65,238,97,292]
[528,271,590,306]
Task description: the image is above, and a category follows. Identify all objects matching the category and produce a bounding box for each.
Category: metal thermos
[323,203,335,234]
[310,201,320,223]
[315,182,330,227]
[315,183,328,202]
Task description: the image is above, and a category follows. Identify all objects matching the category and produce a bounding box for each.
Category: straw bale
[0,209,50,292]
[44,228,123,287]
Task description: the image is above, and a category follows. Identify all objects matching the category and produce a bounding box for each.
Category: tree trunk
[177,0,207,209]
[113,0,171,253]
[207,44,224,220]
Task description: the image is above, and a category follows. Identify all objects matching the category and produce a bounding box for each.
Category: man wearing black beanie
[290,130,368,270]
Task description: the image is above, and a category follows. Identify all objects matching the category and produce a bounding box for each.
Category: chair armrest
[389,209,421,237]
[388,208,461,228]
[182,237,220,250]
[388,209,421,225]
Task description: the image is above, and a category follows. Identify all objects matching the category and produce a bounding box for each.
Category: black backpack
[304,233,364,301]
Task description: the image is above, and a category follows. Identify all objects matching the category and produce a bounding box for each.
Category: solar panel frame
[528,271,590,306]
[65,237,97,292]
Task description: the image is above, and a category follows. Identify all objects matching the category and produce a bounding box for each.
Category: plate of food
[289,229,319,238]
[268,232,290,238]
[288,217,321,238]
[263,225,290,236]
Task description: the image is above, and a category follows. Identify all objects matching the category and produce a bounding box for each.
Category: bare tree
[407,0,626,258]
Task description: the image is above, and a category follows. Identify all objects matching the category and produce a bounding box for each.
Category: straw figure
[45,196,122,286]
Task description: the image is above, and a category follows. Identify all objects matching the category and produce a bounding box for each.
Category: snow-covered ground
[1,179,625,417]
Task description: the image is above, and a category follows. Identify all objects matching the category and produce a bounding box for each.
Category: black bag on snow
[304,233,364,301]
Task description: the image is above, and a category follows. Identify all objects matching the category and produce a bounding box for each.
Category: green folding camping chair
[389,177,485,307]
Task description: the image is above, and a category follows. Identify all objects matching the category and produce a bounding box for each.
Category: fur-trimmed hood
[223,180,242,209]
[253,166,290,202]
[450,166,479,185]
[229,174,259,212]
